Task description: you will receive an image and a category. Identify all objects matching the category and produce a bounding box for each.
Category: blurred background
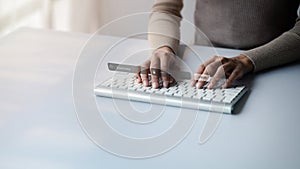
[0,0,196,41]
[2,0,297,42]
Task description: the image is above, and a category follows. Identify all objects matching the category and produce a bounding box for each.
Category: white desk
[0,28,300,169]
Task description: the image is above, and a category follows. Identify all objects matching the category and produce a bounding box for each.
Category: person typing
[135,0,300,89]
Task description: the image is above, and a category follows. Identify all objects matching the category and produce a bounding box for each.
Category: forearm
[243,17,300,72]
[148,0,183,54]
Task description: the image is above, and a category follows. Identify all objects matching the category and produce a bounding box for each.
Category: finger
[191,72,202,86]
[196,62,219,89]
[151,72,160,88]
[169,58,179,84]
[160,53,172,71]
[192,73,201,82]
[141,70,150,86]
[192,65,207,87]
[195,68,211,89]
[222,67,243,88]
[195,57,224,88]
[203,59,224,76]
[199,55,219,72]
[161,72,170,88]
[160,55,172,88]
[169,76,176,85]
[191,56,217,86]
[195,75,208,89]
[150,56,160,88]
[208,62,233,89]
[191,73,208,86]
[134,73,142,83]
[196,78,207,89]
[140,60,150,86]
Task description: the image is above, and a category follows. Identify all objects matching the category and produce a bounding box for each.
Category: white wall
[0,0,197,41]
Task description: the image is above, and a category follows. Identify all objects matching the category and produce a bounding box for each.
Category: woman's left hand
[191,54,254,89]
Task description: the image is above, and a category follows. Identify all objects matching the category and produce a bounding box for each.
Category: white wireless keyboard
[94,75,247,114]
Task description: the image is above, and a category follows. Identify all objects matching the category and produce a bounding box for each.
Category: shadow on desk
[255,60,300,76]
[232,73,255,115]
[233,60,300,115]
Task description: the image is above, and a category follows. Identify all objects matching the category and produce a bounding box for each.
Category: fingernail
[153,82,159,88]
[163,81,169,88]
[190,80,196,86]
[194,73,201,80]
[143,80,147,86]
[196,82,201,89]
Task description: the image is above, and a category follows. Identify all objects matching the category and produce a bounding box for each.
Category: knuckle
[151,55,158,61]
[216,67,226,76]
[163,52,171,58]
[161,63,168,69]
[162,76,170,81]
[142,60,150,67]
[218,56,228,63]
[205,65,214,74]
[231,71,239,77]
[151,54,160,61]
[153,49,172,58]
[205,67,212,74]
[150,64,159,69]
[217,65,225,71]
[212,55,218,60]
[204,65,210,71]
[151,76,159,81]
[212,76,219,82]
[153,49,161,56]
[199,64,205,70]
[197,65,205,73]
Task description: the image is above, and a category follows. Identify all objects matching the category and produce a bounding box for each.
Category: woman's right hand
[134,46,176,88]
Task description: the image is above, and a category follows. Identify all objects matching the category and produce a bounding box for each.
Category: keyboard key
[183,93,194,98]
[118,85,128,89]
[192,95,203,100]
[155,90,165,95]
[203,96,213,101]
[165,92,174,96]
[205,90,215,95]
[160,88,169,92]
[136,88,146,92]
[145,89,155,94]
[174,93,183,97]
[213,96,224,102]
[128,86,137,91]
[223,97,234,103]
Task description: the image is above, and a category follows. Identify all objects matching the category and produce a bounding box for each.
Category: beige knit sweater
[148,0,300,72]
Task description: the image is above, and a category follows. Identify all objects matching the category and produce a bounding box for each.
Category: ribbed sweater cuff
[148,35,179,54]
[242,31,300,72]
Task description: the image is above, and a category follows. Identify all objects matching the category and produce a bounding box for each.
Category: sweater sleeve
[148,0,183,54]
[243,16,300,72]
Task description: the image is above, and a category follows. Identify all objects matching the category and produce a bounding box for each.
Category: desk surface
[0,28,300,169]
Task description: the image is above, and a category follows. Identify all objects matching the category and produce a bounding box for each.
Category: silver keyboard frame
[94,78,247,114]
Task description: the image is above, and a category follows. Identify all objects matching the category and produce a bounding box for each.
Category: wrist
[156,46,175,54]
[236,54,255,73]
